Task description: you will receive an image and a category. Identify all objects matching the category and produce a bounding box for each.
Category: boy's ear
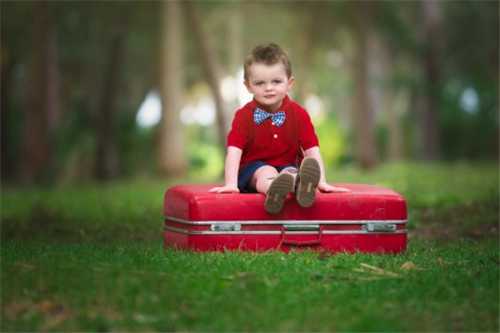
[288,76,295,90]
[244,80,251,92]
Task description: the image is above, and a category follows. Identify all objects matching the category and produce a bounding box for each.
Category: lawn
[1,162,498,331]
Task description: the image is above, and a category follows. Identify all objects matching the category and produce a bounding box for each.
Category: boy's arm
[209,146,242,193]
[303,146,349,193]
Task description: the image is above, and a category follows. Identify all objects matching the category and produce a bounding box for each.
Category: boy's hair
[244,43,292,81]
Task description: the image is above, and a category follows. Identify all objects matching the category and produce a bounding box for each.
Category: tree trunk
[1,48,15,182]
[95,28,125,181]
[20,0,59,184]
[293,5,317,105]
[386,85,404,161]
[158,0,187,177]
[370,35,404,161]
[350,3,378,170]
[419,0,442,160]
[226,4,243,116]
[228,4,243,75]
[185,1,228,148]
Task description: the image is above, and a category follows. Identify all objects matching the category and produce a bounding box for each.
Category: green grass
[1,179,168,243]
[1,162,499,331]
[2,241,498,331]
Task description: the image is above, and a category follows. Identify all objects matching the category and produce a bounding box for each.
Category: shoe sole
[264,173,294,214]
[296,157,320,208]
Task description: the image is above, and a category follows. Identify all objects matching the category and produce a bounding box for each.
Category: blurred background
[1,0,498,186]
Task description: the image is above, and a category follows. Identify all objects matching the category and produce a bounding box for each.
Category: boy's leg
[250,165,278,194]
[251,166,294,214]
[280,166,298,182]
[296,157,321,207]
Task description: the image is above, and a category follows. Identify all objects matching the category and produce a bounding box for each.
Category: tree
[293,4,317,104]
[20,0,60,184]
[1,41,16,181]
[227,3,243,75]
[184,1,228,148]
[225,3,243,116]
[349,2,378,169]
[417,0,443,160]
[369,34,404,161]
[158,0,187,177]
[94,23,126,181]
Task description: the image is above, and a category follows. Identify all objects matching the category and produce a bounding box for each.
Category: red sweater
[227,95,319,169]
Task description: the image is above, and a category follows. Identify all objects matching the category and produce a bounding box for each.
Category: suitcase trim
[164,225,407,236]
[165,215,407,225]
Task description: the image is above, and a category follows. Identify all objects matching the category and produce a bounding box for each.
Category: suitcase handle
[281,225,323,247]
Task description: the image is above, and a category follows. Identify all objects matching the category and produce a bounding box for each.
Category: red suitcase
[163,184,407,253]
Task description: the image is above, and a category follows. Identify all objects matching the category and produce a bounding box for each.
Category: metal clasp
[210,223,241,232]
[363,223,397,232]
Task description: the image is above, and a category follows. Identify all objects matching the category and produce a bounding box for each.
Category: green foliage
[1,179,167,242]
[188,142,224,181]
[2,1,498,183]
[315,117,346,168]
[440,79,498,160]
[327,162,498,209]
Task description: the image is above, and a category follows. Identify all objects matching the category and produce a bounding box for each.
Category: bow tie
[253,108,286,127]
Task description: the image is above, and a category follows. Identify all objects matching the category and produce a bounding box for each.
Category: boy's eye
[272,80,283,84]
[254,81,264,86]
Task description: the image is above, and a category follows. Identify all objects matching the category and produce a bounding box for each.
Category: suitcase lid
[164,183,407,221]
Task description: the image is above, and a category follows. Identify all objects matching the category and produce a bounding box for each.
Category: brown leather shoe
[264,173,294,214]
[296,157,320,207]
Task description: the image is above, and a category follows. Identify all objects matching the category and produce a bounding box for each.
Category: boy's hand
[209,185,240,193]
[318,182,350,193]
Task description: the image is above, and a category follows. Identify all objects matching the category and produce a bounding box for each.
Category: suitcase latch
[210,223,241,232]
[363,223,397,232]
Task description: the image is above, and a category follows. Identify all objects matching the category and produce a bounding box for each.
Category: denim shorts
[238,161,297,193]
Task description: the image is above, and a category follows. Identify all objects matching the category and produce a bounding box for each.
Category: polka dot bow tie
[253,108,286,127]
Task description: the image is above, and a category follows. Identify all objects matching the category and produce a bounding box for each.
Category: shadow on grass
[2,198,498,245]
[2,162,498,244]
[409,198,499,242]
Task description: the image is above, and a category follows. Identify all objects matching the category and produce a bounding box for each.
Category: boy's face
[244,62,294,111]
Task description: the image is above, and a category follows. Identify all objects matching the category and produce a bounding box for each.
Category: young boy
[210,43,348,214]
